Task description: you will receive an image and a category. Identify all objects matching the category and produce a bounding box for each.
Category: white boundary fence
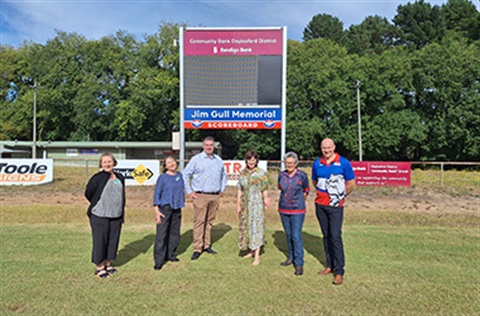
[50,159,480,187]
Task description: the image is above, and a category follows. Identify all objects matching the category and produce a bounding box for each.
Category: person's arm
[262,190,270,207]
[154,206,165,224]
[153,176,166,224]
[261,169,270,206]
[220,164,227,195]
[84,174,98,202]
[311,161,318,188]
[344,160,356,197]
[153,175,163,206]
[302,171,310,200]
[236,188,242,214]
[345,179,356,196]
[182,159,197,199]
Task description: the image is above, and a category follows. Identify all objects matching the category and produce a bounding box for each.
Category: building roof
[0,140,220,149]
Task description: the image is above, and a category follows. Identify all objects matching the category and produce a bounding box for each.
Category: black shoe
[280,259,293,266]
[191,252,201,260]
[154,264,162,270]
[203,247,218,254]
[170,257,180,262]
[294,265,303,276]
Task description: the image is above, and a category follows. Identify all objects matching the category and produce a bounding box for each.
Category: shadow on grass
[272,231,289,259]
[272,230,327,266]
[176,229,193,256]
[176,223,232,256]
[303,232,327,266]
[115,234,155,267]
[211,223,232,247]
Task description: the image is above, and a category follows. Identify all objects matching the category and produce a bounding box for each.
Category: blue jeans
[315,204,345,275]
[280,213,305,267]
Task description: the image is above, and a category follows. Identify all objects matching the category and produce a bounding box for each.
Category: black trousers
[315,204,345,275]
[89,214,123,265]
[154,205,182,266]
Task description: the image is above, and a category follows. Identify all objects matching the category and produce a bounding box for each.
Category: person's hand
[189,192,198,200]
[264,196,271,207]
[155,210,165,224]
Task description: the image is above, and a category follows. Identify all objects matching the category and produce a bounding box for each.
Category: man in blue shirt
[183,136,227,260]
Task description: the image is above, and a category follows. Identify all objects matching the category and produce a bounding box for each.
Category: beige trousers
[192,193,220,252]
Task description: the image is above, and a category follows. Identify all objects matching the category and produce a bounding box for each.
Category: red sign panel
[184,29,283,56]
[351,161,411,186]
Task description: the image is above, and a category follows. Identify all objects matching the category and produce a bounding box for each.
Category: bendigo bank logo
[0,162,48,183]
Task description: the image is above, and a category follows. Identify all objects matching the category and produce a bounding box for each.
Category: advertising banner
[224,160,268,186]
[114,160,160,186]
[351,161,411,186]
[0,159,53,186]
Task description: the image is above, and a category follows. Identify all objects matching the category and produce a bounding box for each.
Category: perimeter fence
[52,158,479,189]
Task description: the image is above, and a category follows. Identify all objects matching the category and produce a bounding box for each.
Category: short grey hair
[284,151,299,164]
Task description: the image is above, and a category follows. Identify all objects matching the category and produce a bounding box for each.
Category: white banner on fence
[224,160,268,186]
[0,159,54,186]
[114,160,159,186]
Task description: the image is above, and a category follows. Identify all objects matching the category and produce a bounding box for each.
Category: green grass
[1,218,479,314]
[1,167,479,314]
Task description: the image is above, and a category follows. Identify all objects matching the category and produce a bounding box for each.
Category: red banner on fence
[351,161,411,186]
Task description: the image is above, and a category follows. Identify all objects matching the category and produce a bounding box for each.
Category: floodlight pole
[179,27,185,170]
[355,80,362,161]
[280,26,287,170]
[32,81,38,159]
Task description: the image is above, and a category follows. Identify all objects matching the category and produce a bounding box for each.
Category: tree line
[1,0,479,161]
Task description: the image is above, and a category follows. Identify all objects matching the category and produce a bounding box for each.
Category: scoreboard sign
[182,28,286,130]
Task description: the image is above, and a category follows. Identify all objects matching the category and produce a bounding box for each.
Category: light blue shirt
[183,151,227,194]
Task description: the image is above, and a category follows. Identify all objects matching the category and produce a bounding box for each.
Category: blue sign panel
[185,108,281,121]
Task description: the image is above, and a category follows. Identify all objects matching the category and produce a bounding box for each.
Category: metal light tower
[32,81,38,159]
[355,80,363,161]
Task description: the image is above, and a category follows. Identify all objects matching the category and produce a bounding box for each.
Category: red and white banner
[351,161,411,186]
[224,160,268,186]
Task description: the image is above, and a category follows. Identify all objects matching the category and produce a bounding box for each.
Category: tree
[112,22,181,141]
[442,0,480,42]
[411,36,480,160]
[345,15,397,55]
[0,45,29,140]
[286,39,355,159]
[303,13,345,44]
[393,0,447,49]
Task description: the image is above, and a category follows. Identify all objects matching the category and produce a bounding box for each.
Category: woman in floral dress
[236,150,270,265]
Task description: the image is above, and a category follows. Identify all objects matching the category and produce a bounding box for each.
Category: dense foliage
[1,1,479,161]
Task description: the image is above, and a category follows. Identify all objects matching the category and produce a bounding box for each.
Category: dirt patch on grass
[1,184,477,217]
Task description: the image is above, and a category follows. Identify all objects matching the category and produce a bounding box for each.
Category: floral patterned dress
[237,167,269,251]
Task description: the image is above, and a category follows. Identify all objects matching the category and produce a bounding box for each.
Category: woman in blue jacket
[152,156,185,270]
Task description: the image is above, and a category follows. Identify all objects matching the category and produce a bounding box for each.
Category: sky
[1,0,469,47]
